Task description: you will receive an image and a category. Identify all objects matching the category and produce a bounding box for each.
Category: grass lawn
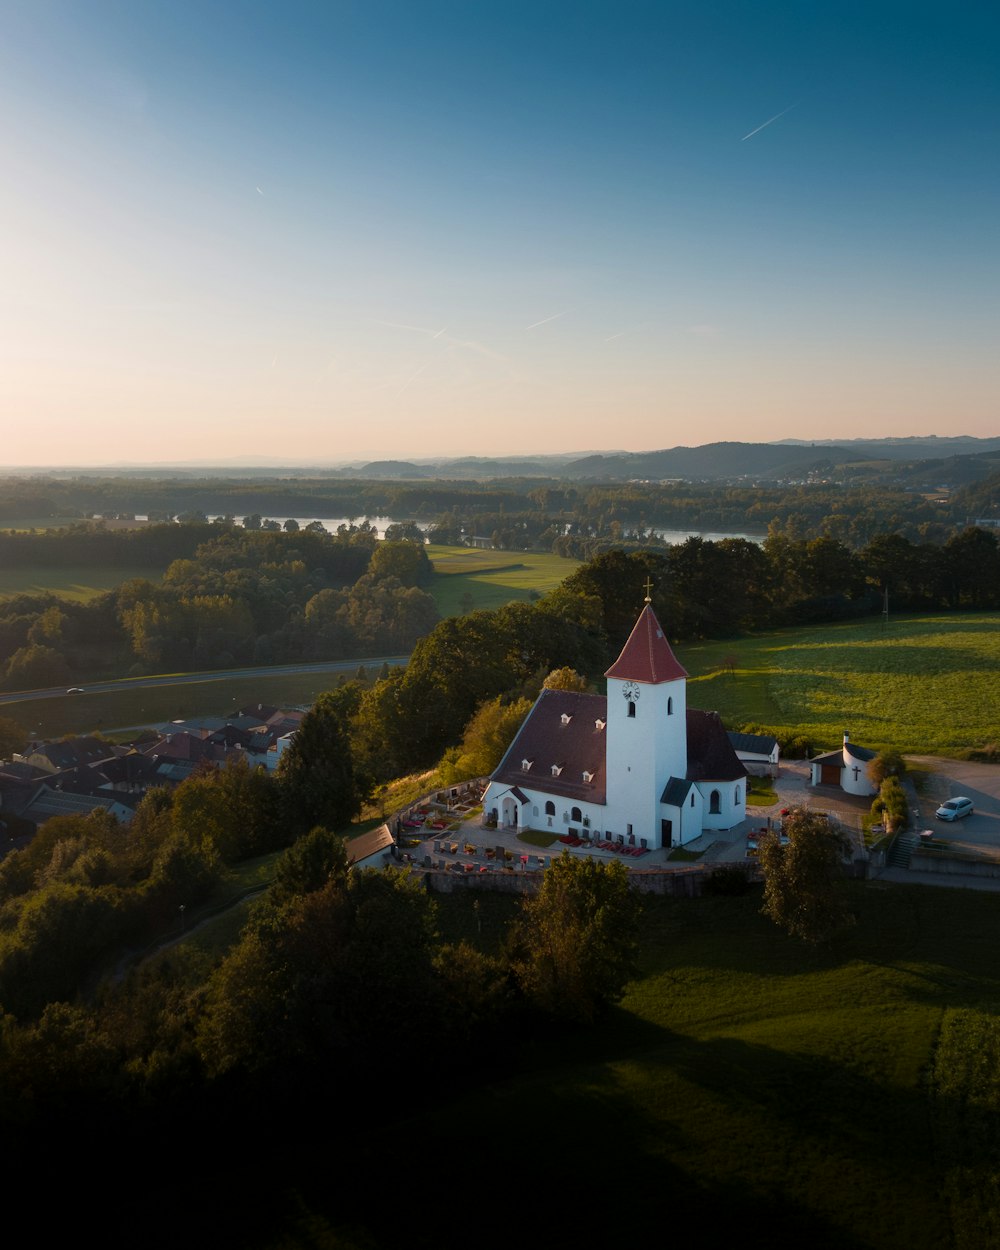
[425,544,579,615]
[746,775,778,806]
[677,611,1000,755]
[517,829,560,848]
[395,881,1000,1250]
[4,670,347,738]
[0,564,164,601]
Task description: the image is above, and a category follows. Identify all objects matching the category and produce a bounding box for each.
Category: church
[483,597,747,850]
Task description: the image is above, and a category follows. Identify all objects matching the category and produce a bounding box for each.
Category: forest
[2,518,999,692]
[2,465,1000,548]
[0,523,436,686]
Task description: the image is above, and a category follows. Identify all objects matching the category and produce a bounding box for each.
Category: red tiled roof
[604,604,687,684]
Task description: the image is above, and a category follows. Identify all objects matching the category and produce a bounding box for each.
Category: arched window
[690,793,695,807]
[627,701,636,718]
[667,696,673,715]
[571,806,582,823]
[544,800,556,816]
[710,790,721,814]
[734,786,741,804]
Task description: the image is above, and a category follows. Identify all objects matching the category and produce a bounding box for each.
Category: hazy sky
[2,1,998,464]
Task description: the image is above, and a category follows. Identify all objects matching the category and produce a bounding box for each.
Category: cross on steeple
[643,577,653,603]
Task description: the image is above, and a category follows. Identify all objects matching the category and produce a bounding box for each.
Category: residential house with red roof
[483,597,747,850]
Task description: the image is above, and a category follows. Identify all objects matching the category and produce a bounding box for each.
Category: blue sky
[1,1,997,464]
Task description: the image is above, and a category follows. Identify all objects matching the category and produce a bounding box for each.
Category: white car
[935,796,973,822]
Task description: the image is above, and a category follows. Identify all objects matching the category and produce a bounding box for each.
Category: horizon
[2,2,999,463]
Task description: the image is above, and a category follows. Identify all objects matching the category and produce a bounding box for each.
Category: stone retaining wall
[910,853,1000,878]
[424,864,725,897]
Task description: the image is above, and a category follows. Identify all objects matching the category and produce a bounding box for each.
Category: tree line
[0,527,436,687]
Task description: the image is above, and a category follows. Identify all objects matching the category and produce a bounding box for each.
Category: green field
[0,565,163,601]
[678,612,1000,755]
[4,668,372,738]
[0,516,85,532]
[392,880,1000,1250]
[425,544,579,615]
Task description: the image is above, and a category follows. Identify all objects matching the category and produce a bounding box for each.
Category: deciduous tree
[759,808,853,943]
[510,853,640,1023]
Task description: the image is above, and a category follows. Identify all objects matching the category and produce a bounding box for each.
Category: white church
[483,597,747,850]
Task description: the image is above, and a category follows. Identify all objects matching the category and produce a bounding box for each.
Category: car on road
[935,796,974,822]
[66,687,85,694]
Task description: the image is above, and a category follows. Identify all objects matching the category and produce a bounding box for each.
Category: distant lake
[650,528,765,545]
[220,516,430,538]
[152,512,765,547]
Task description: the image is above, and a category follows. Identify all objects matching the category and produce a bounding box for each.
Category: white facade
[484,601,747,850]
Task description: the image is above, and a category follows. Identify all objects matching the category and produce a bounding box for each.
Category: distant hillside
[562,442,867,481]
[12,436,1000,484]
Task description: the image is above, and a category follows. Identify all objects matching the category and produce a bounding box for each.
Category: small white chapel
[483,594,747,850]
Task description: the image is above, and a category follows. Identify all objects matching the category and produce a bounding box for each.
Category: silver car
[935,796,973,821]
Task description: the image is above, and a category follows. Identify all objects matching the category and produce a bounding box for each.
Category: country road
[0,655,410,706]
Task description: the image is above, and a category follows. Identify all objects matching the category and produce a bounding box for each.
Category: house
[347,822,395,870]
[727,731,780,777]
[482,597,747,849]
[810,732,877,796]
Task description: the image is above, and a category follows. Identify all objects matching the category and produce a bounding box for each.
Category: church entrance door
[661,819,673,847]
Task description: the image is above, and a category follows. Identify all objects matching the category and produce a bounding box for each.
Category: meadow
[0,565,163,602]
[424,544,579,615]
[345,880,1000,1250]
[4,667,375,738]
[679,612,1000,755]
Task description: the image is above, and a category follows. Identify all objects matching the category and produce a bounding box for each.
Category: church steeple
[604,602,687,684]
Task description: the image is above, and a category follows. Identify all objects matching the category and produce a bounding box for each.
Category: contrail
[395,363,426,396]
[525,311,566,330]
[741,102,797,142]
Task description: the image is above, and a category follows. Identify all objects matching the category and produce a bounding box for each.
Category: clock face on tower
[622,681,640,701]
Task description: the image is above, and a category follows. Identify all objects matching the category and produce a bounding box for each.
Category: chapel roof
[685,711,747,782]
[604,603,688,684]
[491,690,608,804]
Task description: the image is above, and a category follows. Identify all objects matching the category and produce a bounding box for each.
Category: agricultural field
[3,664,385,738]
[0,565,163,602]
[425,544,579,615]
[0,516,85,531]
[678,612,1000,756]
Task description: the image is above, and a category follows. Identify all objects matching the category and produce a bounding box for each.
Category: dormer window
[582,770,594,783]
[521,759,533,771]
[595,719,606,731]
[551,764,563,777]
[560,713,572,726]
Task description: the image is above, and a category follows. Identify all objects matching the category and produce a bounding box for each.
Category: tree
[871,775,908,833]
[868,750,906,789]
[4,643,71,690]
[269,826,348,905]
[277,691,367,835]
[438,695,532,783]
[542,667,591,692]
[0,715,28,761]
[509,854,640,1023]
[369,540,431,587]
[759,808,853,943]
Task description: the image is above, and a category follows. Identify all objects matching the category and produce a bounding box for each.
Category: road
[0,655,410,706]
[905,754,1000,852]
